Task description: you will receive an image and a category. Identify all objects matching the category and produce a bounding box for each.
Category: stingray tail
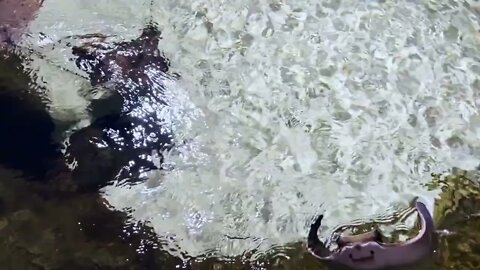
[145,0,157,29]
[307,215,331,258]
[308,215,323,247]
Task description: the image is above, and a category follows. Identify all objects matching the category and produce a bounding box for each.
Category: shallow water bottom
[1,0,480,268]
[0,166,479,270]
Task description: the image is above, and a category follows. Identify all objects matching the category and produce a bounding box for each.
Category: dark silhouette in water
[72,25,170,91]
[0,0,64,179]
[1,0,176,192]
[0,84,58,177]
[65,24,176,192]
[0,5,184,267]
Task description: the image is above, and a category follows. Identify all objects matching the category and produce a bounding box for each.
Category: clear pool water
[18,0,480,261]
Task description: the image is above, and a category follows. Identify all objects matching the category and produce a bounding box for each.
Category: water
[14,0,480,263]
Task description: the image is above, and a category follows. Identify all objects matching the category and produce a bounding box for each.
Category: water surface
[4,0,480,268]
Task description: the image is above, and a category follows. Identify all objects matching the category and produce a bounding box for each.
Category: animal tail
[307,215,331,258]
[145,0,156,29]
[308,215,323,248]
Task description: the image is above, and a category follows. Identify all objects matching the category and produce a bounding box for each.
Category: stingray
[64,24,178,191]
[1,0,179,192]
[307,200,435,270]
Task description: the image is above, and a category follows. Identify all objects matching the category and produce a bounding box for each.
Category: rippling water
[17,0,480,261]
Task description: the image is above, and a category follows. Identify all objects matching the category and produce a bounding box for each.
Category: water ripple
[16,0,480,261]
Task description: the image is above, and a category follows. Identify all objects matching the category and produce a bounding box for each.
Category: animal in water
[65,24,176,191]
[307,201,435,270]
[1,0,177,192]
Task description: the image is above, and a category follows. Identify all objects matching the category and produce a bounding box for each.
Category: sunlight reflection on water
[19,0,480,260]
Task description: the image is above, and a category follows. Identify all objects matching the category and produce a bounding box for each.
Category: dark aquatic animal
[307,201,435,270]
[65,25,176,192]
[1,0,177,192]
